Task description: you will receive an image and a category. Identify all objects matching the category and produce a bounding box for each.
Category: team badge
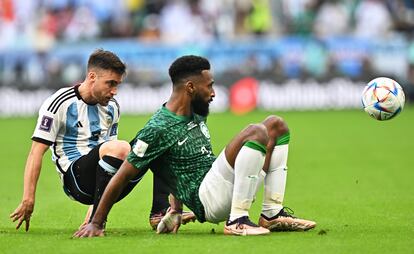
[133,139,148,157]
[39,116,53,132]
[199,122,210,139]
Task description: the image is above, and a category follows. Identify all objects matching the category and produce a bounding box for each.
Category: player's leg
[259,115,316,231]
[261,115,289,217]
[224,123,270,235]
[90,140,131,219]
[149,174,171,229]
[99,142,188,229]
[200,149,269,236]
[63,141,145,227]
[63,144,102,228]
[198,123,271,235]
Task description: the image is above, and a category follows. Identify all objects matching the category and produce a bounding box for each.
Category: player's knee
[112,140,131,159]
[263,115,289,138]
[244,123,269,146]
[100,140,131,160]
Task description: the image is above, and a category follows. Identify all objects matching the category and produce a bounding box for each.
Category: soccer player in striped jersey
[74,55,316,237]
[10,49,187,231]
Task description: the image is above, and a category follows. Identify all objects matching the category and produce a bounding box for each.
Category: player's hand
[156,208,182,234]
[72,223,105,238]
[10,200,34,231]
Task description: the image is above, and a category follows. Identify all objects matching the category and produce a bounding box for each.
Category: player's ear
[88,71,97,82]
[185,81,195,94]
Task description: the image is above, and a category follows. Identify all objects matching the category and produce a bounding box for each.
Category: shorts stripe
[69,163,92,198]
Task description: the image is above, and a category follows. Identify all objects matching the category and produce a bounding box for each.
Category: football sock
[90,155,123,220]
[150,174,170,215]
[253,170,266,202]
[229,141,266,222]
[262,132,290,218]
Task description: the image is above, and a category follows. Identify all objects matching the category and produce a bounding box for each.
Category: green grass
[1,108,414,254]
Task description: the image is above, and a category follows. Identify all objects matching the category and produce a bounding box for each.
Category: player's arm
[169,195,183,213]
[10,140,49,231]
[73,160,140,238]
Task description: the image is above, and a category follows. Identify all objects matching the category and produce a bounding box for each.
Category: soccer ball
[361,77,405,121]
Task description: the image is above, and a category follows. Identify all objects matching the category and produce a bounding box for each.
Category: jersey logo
[90,130,100,141]
[39,116,53,132]
[133,139,148,157]
[76,121,83,128]
[187,122,197,130]
[178,137,188,146]
[201,146,212,157]
[199,122,210,139]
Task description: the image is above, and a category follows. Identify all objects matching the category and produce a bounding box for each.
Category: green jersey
[127,106,215,222]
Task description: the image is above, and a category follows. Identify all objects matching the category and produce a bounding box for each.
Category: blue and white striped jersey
[32,84,120,180]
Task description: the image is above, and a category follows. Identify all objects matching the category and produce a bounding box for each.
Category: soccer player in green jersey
[74,55,316,237]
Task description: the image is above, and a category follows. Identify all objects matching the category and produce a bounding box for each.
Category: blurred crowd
[1,0,414,48]
[1,0,414,101]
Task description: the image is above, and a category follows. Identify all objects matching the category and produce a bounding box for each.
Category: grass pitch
[1,108,413,254]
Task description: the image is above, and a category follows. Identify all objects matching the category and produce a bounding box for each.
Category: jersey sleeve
[127,125,170,171]
[31,96,61,146]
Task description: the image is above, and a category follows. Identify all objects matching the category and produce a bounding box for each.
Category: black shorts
[62,143,147,205]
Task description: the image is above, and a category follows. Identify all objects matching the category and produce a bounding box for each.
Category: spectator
[313,0,350,38]
[281,0,319,35]
[159,0,212,44]
[245,0,273,35]
[354,0,393,39]
[64,6,100,41]
[385,0,414,33]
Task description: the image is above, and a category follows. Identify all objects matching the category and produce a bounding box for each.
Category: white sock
[229,142,266,222]
[262,144,288,218]
[253,170,266,203]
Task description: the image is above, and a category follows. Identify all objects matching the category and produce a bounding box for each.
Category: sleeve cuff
[32,137,53,146]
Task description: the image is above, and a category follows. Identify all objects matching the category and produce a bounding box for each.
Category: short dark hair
[168,55,210,84]
[87,49,126,75]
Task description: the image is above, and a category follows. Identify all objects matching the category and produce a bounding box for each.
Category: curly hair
[168,55,210,85]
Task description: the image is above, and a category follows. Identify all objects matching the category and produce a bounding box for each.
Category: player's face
[91,70,123,106]
[191,70,215,117]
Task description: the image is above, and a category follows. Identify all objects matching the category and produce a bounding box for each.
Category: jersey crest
[199,122,210,139]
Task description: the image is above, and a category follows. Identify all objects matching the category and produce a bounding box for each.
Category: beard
[191,93,210,117]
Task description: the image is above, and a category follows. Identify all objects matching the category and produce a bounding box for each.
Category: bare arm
[169,195,183,213]
[10,141,49,231]
[73,160,139,237]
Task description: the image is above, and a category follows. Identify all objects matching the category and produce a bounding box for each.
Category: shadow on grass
[0,226,321,240]
[0,226,222,239]
[0,227,81,236]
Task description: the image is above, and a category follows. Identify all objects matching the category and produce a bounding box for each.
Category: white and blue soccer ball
[361,77,405,121]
